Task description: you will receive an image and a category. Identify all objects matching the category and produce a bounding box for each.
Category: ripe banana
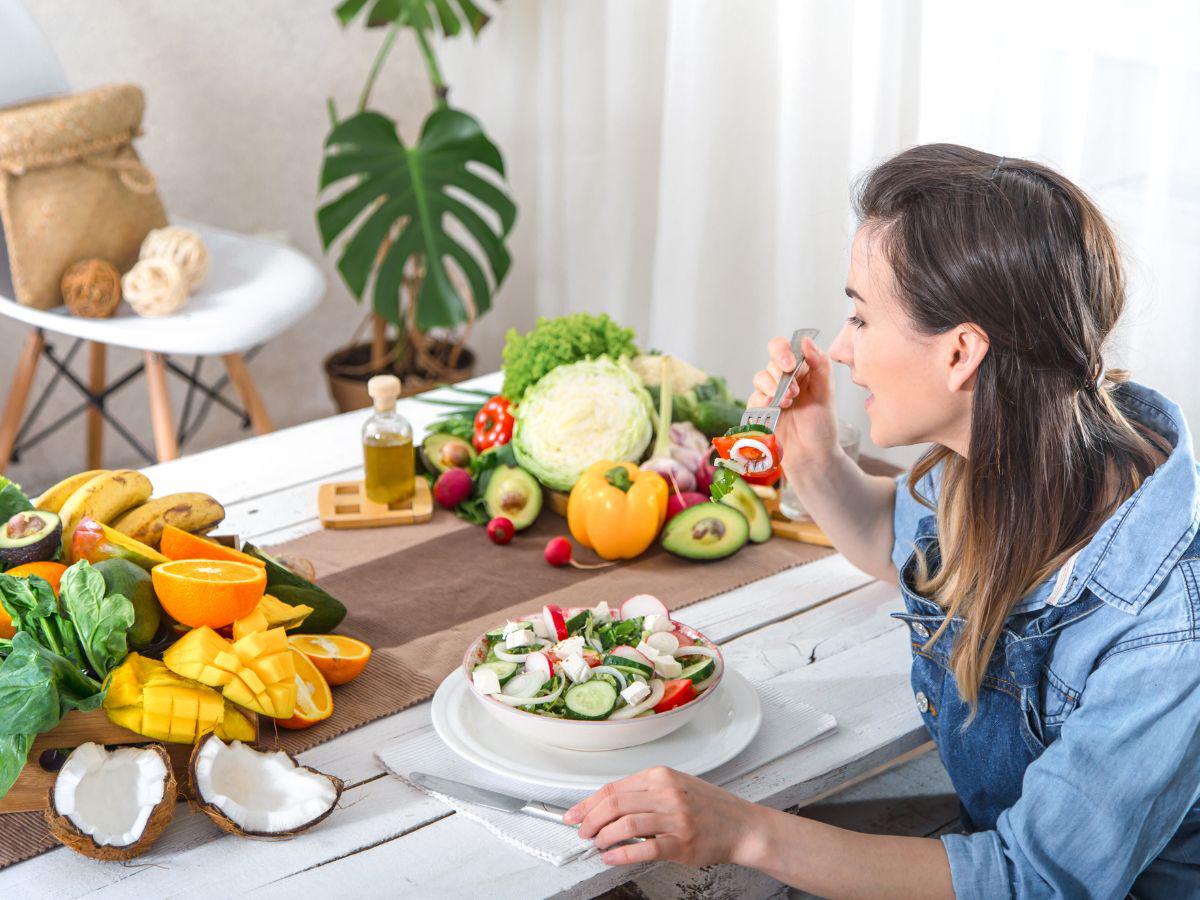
[32,470,110,513]
[59,470,154,560]
[111,493,226,548]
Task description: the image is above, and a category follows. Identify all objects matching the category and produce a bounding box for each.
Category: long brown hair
[854,144,1166,709]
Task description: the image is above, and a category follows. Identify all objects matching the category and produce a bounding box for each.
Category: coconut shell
[44,743,177,861]
[188,734,344,838]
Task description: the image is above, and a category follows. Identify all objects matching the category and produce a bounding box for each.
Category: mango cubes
[163,625,297,719]
[103,653,256,743]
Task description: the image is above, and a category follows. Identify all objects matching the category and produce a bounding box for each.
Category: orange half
[159,524,266,569]
[288,634,372,685]
[151,559,266,628]
[278,648,333,729]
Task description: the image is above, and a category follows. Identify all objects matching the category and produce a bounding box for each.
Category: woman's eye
[846,315,865,329]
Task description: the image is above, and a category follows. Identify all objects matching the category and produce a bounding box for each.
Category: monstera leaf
[318,107,516,330]
[335,0,491,35]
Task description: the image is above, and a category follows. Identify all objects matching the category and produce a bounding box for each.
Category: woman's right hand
[748,336,840,473]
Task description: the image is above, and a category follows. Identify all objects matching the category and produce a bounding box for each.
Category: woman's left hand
[564,766,764,867]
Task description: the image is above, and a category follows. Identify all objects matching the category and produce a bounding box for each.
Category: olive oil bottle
[362,375,414,505]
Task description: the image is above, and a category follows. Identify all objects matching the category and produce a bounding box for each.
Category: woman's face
[828,225,976,452]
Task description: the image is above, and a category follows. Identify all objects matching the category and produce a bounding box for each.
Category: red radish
[665,491,708,523]
[542,604,568,641]
[694,450,717,494]
[610,645,654,669]
[434,468,473,508]
[524,651,554,681]
[487,517,515,545]
[620,594,670,621]
[653,678,697,713]
[544,536,614,569]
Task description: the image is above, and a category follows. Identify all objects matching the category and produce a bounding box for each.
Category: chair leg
[221,353,273,435]
[143,351,179,462]
[87,342,106,469]
[0,330,44,474]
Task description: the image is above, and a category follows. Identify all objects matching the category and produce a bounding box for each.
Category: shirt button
[911,622,930,640]
[915,690,929,713]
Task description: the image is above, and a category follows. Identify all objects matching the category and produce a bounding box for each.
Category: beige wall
[1,1,520,492]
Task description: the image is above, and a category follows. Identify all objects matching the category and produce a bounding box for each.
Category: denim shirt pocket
[1038,664,1081,737]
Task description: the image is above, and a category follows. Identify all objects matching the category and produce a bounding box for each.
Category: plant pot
[323,340,477,413]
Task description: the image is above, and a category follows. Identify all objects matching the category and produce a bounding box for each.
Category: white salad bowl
[462,619,725,752]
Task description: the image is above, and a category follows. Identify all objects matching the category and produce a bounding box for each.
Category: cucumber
[487,622,532,642]
[473,661,519,684]
[565,609,591,634]
[679,657,715,683]
[603,654,653,678]
[564,680,618,720]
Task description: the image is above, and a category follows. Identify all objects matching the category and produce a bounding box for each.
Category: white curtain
[442,0,1200,462]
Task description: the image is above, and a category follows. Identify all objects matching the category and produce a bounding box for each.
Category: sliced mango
[161,626,297,719]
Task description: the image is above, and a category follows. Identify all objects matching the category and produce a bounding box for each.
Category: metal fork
[741,328,820,431]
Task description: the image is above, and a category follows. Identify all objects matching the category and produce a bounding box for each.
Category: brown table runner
[1,458,898,867]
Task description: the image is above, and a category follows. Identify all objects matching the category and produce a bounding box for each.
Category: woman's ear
[946,324,989,392]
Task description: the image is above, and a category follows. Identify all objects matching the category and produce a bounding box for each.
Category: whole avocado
[92,557,162,650]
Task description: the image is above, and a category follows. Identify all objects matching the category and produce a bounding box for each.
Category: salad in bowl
[463,594,724,751]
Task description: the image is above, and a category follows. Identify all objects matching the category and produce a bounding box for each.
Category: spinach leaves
[59,562,134,681]
[0,476,33,531]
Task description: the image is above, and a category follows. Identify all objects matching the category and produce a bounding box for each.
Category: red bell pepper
[473,395,514,451]
[711,426,783,486]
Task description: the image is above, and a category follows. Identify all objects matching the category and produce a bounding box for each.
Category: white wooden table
[0,372,930,900]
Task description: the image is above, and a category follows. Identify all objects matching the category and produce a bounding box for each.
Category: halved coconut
[44,742,176,861]
[189,734,342,837]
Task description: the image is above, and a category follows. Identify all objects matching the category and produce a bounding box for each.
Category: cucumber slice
[486,622,532,642]
[679,657,716,684]
[564,680,618,720]
[603,654,653,678]
[473,661,519,685]
[564,609,591,634]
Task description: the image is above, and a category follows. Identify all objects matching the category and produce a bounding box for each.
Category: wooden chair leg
[221,353,273,435]
[0,330,44,474]
[143,351,179,463]
[87,342,106,469]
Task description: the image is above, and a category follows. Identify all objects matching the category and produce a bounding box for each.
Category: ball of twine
[122,258,188,317]
[140,226,210,292]
[60,259,122,318]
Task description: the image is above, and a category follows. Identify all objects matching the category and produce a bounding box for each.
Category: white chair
[0,0,325,471]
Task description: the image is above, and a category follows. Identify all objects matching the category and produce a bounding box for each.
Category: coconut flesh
[190,735,342,836]
[46,742,175,859]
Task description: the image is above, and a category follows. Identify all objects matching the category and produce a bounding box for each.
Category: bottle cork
[367,374,401,412]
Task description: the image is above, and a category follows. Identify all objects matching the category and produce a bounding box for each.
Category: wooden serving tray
[0,708,259,814]
[317,478,433,529]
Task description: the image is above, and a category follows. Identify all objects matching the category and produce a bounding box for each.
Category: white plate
[430,668,763,791]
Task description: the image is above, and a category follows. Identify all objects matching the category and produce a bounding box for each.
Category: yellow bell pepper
[567,461,668,560]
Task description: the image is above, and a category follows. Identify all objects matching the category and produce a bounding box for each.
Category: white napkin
[376,680,837,866]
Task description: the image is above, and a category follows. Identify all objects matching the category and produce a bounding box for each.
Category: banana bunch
[34,470,225,558]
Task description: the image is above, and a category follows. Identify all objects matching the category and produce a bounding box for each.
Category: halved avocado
[484,466,543,531]
[0,510,62,567]
[718,476,772,543]
[420,433,477,475]
[661,502,749,560]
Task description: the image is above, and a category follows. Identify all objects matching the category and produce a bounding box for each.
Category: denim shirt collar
[1013,382,1200,615]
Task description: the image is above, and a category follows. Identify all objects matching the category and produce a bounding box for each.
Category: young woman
[563,144,1200,897]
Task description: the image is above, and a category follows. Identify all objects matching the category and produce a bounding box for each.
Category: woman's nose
[828,324,853,366]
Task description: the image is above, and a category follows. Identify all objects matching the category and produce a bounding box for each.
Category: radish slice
[524,651,554,681]
[620,594,669,621]
[542,604,568,641]
[492,638,551,662]
[494,675,565,706]
[646,632,680,655]
[590,665,628,690]
[610,678,666,719]
[610,645,654,669]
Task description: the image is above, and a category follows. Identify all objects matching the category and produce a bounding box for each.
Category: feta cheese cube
[555,636,585,658]
[635,640,662,663]
[592,601,613,623]
[654,657,683,678]
[620,681,651,706]
[643,614,673,634]
[562,653,592,684]
[473,669,502,695]
[505,628,537,650]
[502,620,530,637]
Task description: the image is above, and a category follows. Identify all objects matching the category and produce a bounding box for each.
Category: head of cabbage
[512,358,654,492]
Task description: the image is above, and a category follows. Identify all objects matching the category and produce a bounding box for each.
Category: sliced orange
[288,634,372,685]
[278,648,333,729]
[159,524,266,569]
[151,559,266,629]
[0,561,68,638]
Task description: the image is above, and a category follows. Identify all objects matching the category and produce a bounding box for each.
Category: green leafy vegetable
[501,313,639,401]
[0,573,86,671]
[596,616,643,652]
[0,477,33,531]
[0,733,32,798]
[709,466,740,502]
[453,443,517,525]
[666,376,745,439]
[59,562,135,681]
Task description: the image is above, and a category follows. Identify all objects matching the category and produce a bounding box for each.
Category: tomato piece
[473,396,515,451]
[581,649,602,667]
[653,678,697,713]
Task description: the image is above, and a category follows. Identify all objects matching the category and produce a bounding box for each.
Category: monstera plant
[318,0,516,409]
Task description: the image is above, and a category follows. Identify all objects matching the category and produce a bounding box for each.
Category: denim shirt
[891,382,1200,899]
